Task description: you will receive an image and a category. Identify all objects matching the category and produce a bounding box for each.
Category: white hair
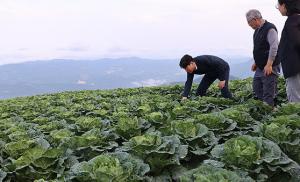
[246,9,262,22]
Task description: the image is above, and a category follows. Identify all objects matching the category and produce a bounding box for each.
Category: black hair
[278,0,300,15]
[179,54,194,69]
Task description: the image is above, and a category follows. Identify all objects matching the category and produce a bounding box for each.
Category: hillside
[0,57,252,99]
[1,78,299,181]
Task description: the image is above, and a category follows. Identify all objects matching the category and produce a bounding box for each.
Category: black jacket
[278,14,300,78]
[182,55,229,97]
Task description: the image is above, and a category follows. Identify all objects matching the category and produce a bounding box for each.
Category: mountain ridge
[0,57,253,99]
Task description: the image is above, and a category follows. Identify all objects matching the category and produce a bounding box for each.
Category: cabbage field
[0,78,300,182]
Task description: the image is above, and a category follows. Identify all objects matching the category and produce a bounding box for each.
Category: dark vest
[253,21,279,70]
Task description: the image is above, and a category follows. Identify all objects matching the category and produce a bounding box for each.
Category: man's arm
[216,66,228,89]
[217,68,226,81]
[265,28,279,75]
[182,73,194,97]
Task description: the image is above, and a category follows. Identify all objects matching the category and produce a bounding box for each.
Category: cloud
[17,48,29,51]
[0,0,286,64]
[77,80,87,85]
[107,46,131,54]
[57,45,89,52]
[105,67,123,75]
[175,71,186,76]
[132,79,167,87]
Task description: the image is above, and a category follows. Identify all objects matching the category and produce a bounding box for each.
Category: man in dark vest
[246,9,280,107]
[179,54,232,100]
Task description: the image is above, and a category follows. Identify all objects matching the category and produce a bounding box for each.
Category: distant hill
[230,59,254,79]
[0,57,252,99]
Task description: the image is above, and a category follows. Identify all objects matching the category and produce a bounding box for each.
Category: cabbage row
[0,78,299,181]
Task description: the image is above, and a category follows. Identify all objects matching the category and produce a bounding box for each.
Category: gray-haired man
[246,9,280,107]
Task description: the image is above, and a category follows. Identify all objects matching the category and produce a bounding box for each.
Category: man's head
[277,0,300,16]
[179,54,196,74]
[246,9,263,30]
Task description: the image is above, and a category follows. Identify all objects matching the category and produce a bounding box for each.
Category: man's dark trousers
[253,74,278,106]
[195,69,232,98]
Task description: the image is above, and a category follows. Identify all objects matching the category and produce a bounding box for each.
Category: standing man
[276,0,300,102]
[179,54,232,99]
[246,9,280,107]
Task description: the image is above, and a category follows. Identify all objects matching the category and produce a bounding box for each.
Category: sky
[0,0,287,65]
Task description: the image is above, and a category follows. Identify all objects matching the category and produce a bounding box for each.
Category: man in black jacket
[277,0,300,102]
[179,54,232,100]
[246,9,280,107]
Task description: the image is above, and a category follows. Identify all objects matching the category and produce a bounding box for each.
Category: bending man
[179,54,232,100]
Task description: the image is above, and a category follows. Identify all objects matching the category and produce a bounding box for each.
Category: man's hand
[264,59,274,76]
[251,63,257,72]
[218,80,226,89]
[264,65,273,76]
[182,97,188,101]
